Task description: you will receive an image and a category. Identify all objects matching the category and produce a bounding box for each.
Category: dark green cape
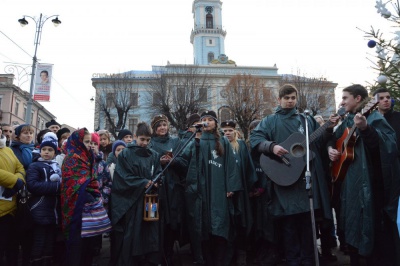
[111,145,162,265]
[232,140,258,235]
[250,107,332,219]
[331,111,400,256]
[180,131,242,241]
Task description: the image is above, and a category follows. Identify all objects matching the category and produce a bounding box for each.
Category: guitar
[331,97,378,182]
[260,108,346,186]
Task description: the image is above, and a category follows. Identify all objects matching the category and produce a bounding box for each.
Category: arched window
[206,14,213,28]
[220,107,231,122]
[208,52,214,63]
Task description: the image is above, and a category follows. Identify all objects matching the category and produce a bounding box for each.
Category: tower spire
[190,0,227,65]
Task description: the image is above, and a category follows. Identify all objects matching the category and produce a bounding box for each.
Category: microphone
[192,122,208,128]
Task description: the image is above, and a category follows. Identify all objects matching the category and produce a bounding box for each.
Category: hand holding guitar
[327,114,341,128]
[354,113,368,130]
[273,145,288,157]
[328,146,340,162]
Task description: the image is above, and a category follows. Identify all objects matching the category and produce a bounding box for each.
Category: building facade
[92,0,336,134]
[0,74,57,134]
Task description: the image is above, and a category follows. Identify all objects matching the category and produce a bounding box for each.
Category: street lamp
[18,14,61,125]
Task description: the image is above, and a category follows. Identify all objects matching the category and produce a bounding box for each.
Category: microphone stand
[304,110,320,266]
[145,126,202,194]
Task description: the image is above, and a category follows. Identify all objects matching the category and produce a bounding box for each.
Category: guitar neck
[308,119,333,144]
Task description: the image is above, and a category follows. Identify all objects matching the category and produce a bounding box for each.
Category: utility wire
[0,30,32,58]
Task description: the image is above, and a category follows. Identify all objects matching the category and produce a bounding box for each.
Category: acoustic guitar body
[331,127,356,182]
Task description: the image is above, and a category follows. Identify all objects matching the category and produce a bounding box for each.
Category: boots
[236,249,247,266]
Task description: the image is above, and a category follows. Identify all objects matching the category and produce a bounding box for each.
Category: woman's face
[99,134,109,147]
[19,130,34,144]
[90,142,99,154]
[155,121,169,136]
[222,127,235,142]
[82,134,92,150]
[201,117,216,132]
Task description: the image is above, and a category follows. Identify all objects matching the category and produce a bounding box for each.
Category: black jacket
[26,160,61,225]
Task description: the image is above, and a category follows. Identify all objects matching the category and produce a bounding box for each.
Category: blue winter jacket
[26,160,61,225]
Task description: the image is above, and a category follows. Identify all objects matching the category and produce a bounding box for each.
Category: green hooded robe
[250,107,332,219]
[180,131,242,241]
[328,111,400,256]
[111,145,163,265]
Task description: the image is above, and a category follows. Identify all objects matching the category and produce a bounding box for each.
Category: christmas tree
[365,0,400,109]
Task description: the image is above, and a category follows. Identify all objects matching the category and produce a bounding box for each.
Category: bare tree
[146,65,212,131]
[96,72,138,139]
[280,70,335,116]
[223,74,267,140]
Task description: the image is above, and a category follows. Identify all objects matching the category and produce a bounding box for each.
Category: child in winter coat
[26,132,61,266]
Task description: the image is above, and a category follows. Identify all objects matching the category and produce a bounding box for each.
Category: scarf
[19,142,34,168]
[61,128,98,239]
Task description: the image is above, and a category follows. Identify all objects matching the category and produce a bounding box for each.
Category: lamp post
[18,14,61,125]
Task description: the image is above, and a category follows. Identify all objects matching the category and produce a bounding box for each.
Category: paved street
[95,237,353,266]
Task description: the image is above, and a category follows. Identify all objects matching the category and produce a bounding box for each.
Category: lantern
[143,194,159,221]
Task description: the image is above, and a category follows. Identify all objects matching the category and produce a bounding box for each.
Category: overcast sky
[0,0,393,130]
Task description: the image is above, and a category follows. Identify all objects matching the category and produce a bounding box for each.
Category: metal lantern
[143,194,159,221]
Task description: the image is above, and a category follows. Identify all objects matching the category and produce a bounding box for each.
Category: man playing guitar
[327,84,399,265]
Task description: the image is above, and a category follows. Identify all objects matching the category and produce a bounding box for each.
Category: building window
[220,108,231,122]
[31,112,34,125]
[106,93,114,108]
[177,87,185,102]
[129,118,138,134]
[318,95,326,108]
[41,120,44,130]
[263,88,271,102]
[0,95,3,111]
[153,92,162,105]
[130,93,138,106]
[105,117,115,131]
[198,88,207,102]
[209,39,212,45]
[208,52,214,63]
[206,14,213,28]
[23,105,27,120]
[15,100,20,116]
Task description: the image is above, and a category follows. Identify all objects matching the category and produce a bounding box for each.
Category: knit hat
[112,140,127,156]
[200,110,218,123]
[45,119,61,128]
[220,120,236,129]
[37,129,51,144]
[91,133,100,146]
[15,124,30,137]
[151,114,168,129]
[56,128,70,140]
[187,113,201,128]
[117,129,133,140]
[40,132,58,151]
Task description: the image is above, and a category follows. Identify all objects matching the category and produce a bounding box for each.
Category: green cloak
[250,107,332,219]
[330,111,399,256]
[232,139,258,235]
[111,145,162,265]
[180,131,242,241]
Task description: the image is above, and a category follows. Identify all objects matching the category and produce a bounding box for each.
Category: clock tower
[190,0,227,65]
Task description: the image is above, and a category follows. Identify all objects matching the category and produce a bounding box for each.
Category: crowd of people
[0,83,399,266]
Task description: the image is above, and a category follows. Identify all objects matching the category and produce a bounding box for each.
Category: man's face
[377,92,392,113]
[40,72,48,81]
[222,127,235,142]
[136,135,151,148]
[48,125,60,133]
[2,126,12,140]
[341,91,361,113]
[278,92,297,109]
[122,135,133,144]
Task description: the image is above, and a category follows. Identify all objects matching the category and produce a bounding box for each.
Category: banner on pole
[34,64,53,101]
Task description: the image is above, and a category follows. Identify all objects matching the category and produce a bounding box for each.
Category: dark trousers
[201,235,228,266]
[0,214,18,266]
[65,230,97,266]
[282,213,315,266]
[30,223,56,261]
